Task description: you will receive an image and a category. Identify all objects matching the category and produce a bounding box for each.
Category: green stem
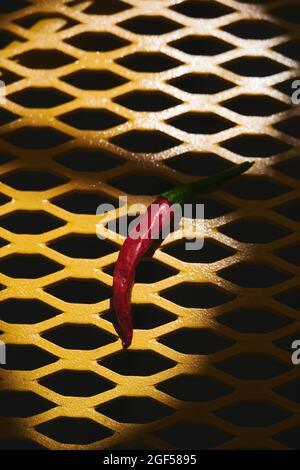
[161,161,254,205]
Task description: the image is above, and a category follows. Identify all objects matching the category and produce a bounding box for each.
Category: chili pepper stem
[161,161,254,205]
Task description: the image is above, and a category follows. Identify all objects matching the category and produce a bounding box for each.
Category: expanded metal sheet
[0,0,300,450]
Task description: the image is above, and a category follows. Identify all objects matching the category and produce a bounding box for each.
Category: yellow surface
[0,0,300,449]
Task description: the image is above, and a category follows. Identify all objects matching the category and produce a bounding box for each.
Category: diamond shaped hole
[0,30,25,49]
[3,127,71,149]
[215,401,291,427]
[275,156,300,180]
[0,0,29,13]
[14,12,79,30]
[114,90,181,112]
[157,374,234,401]
[136,260,177,283]
[156,422,232,449]
[222,20,285,39]
[111,130,181,153]
[45,279,111,304]
[171,0,234,18]
[0,108,19,126]
[0,149,16,164]
[218,307,291,333]
[119,16,182,35]
[84,0,131,15]
[102,304,176,330]
[36,418,113,444]
[48,234,117,259]
[100,350,176,376]
[168,73,234,94]
[58,108,126,131]
[0,211,66,234]
[271,3,300,25]
[223,175,290,200]
[97,397,173,423]
[0,283,6,293]
[222,95,289,116]
[102,260,176,284]
[0,391,55,417]
[55,148,124,172]
[159,328,234,354]
[274,286,300,310]
[116,53,182,72]
[219,218,290,244]
[274,379,300,404]
[0,299,61,324]
[274,332,300,353]
[61,69,128,90]
[163,238,235,263]
[12,49,76,69]
[52,191,116,214]
[165,152,233,175]
[168,112,234,134]
[0,254,63,278]
[110,173,172,195]
[275,243,300,267]
[275,199,300,223]
[2,170,68,191]
[216,353,291,379]
[273,40,300,61]
[274,116,300,140]
[0,237,9,248]
[104,214,138,236]
[222,57,288,77]
[220,134,290,158]
[274,427,300,450]
[42,324,116,350]
[65,32,130,52]
[218,262,291,288]
[274,78,297,97]
[8,87,73,108]
[0,193,11,205]
[170,35,233,55]
[40,370,116,397]
[160,282,235,308]
[2,344,58,371]
[0,67,22,85]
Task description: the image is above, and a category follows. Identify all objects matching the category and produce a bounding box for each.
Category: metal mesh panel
[0,0,300,450]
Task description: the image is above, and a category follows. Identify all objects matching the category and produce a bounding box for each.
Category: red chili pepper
[113,161,253,348]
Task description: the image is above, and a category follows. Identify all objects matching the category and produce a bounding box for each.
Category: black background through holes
[1,0,300,451]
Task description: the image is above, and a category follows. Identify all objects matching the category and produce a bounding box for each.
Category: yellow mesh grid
[0,0,300,450]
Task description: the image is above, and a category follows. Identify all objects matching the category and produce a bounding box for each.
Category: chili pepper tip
[122,338,131,349]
